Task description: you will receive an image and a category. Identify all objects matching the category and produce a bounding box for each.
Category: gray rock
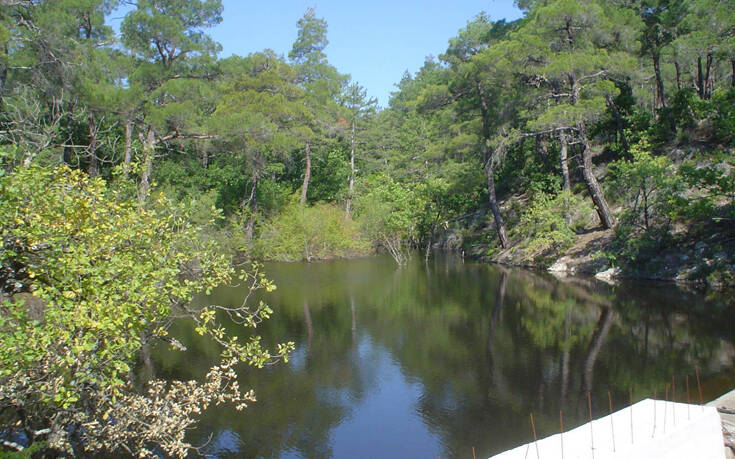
[548,259,569,273]
[595,267,620,280]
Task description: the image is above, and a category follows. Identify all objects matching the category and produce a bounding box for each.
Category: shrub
[512,191,595,259]
[608,138,683,234]
[354,174,422,266]
[712,87,735,144]
[0,166,292,457]
[255,200,369,262]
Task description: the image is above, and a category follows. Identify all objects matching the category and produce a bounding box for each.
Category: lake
[146,253,735,458]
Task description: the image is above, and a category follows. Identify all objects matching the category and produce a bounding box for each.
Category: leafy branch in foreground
[0,165,293,457]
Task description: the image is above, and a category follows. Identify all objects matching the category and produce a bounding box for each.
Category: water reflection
[147,254,735,458]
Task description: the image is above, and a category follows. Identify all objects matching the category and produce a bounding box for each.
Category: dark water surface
[149,254,735,458]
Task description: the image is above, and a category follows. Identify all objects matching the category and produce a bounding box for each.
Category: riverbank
[444,142,735,290]
[481,225,735,289]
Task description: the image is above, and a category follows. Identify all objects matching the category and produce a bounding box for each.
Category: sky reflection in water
[146,254,735,459]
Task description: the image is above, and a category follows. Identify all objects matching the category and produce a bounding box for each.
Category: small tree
[0,165,293,456]
[255,200,369,262]
[355,175,421,266]
[513,191,595,260]
[608,138,683,234]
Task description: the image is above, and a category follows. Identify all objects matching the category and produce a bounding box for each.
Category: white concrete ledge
[491,399,724,459]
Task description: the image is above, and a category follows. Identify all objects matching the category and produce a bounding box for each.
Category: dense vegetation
[1,0,734,455]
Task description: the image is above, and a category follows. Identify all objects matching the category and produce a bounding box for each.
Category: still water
[149,254,735,458]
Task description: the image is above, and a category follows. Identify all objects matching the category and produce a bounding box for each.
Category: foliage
[711,88,735,144]
[354,174,422,266]
[678,151,735,220]
[255,200,369,262]
[2,0,735,451]
[511,191,595,259]
[0,165,292,456]
[306,144,350,202]
[605,139,686,267]
[608,138,684,233]
[649,87,735,144]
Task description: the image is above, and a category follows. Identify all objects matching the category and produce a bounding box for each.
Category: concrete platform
[708,389,735,459]
[490,399,725,459]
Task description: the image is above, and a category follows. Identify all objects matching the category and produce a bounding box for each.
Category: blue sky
[111,1,523,107]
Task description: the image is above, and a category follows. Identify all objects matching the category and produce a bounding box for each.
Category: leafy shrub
[255,200,369,261]
[608,138,683,233]
[0,166,291,456]
[676,152,735,224]
[605,139,687,267]
[623,107,654,147]
[668,89,713,130]
[712,87,735,144]
[512,191,594,258]
[354,174,422,265]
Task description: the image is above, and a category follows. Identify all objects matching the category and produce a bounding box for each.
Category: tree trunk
[475,78,508,249]
[350,295,356,345]
[0,45,7,107]
[559,131,571,193]
[578,126,614,229]
[486,270,507,369]
[87,113,98,177]
[138,128,156,203]
[245,179,257,241]
[346,122,355,219]
[535,134,551,167]
[643,187,650,231]
[484,155,509,249]
[675,61,682,91]
[303,300,313,356]
[652,52,667,109]
[582,306,613,393]
[731,59,735,87]
[300,141,311,204]
[606,94,629,155]
[141,343,156,381]
[123,115,133,176]
[697,56,705,99]
[704,52,714,99]
[201,150,208,168]
[424,228,433,263]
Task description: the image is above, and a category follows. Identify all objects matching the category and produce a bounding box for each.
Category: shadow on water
[146,253,735,458]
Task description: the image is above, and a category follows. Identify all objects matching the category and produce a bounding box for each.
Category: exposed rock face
[481,225,734,289]
[547,260,570,273]
[543,233,735,289]
[594,267,620,285]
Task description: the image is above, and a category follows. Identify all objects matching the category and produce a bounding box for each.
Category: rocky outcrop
[482,225,735,289]
[545,231,735,289]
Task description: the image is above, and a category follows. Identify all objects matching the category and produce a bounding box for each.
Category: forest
[0,0,734,456]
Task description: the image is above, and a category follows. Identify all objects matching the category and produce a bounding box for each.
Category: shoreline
[478,227,735,290]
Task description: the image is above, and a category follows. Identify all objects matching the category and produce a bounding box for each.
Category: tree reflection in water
[143,254,735,458]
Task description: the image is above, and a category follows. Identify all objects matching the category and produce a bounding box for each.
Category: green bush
[605,222,674,268]
[354,174,422,265]
[608,138,683,233]
[255,200,369,261]
[512,191,594,258]
[712,87,735,144]
[0,165,291,456]
[668,89,714,130]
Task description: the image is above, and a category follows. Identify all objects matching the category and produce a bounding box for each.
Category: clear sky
[111,1,523,107]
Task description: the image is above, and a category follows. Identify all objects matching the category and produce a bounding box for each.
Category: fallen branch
[1,439,23,451]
